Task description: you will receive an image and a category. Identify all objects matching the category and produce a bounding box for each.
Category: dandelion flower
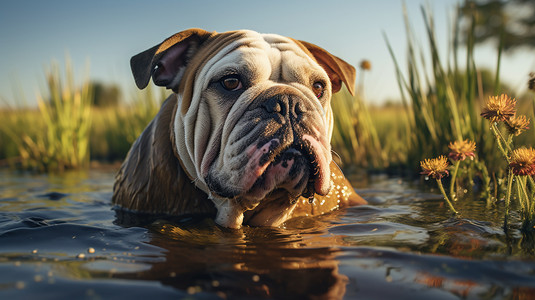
[448,140,476,161]
[421,156,457,214]
[509,147,535,176]
[420,156,450,180]
[505,115,530,136]
[360,60,371,71]
[480,94,517,123]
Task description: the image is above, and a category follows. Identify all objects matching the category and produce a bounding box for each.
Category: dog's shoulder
[112,95,215,216]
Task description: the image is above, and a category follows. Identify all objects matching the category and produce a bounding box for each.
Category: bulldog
[113,28,366,228]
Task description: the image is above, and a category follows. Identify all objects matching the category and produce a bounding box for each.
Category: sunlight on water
[0,169,534,299]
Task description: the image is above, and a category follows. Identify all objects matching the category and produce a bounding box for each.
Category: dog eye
[220,75,242,91]
[312,81,325,98]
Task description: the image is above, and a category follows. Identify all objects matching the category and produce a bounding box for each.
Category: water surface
[1,169,534,299]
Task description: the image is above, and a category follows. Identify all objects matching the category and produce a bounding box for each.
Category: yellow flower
[505,115,530,136]
[360,60,371,71]
[448,140,476,161]
[509,147,535,176]
[480,94,517,123]
[420,156,450,180]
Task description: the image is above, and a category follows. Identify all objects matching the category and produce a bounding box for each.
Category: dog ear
[130,28,213,90]
[295,40,356,96]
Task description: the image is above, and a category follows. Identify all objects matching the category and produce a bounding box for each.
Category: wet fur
[113,95,215,216]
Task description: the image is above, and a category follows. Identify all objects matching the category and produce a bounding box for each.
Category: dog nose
[262,95,305,119]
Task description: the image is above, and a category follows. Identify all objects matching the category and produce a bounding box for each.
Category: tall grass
[0,70,170,169]
[0,59,92,172]
[368,105,411,167]
[89,83,167,162]
[331,88,388,169]
[331,4,509,173]
[381,4,511,187]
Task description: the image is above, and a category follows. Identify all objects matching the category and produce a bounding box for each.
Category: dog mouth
[205,137,331,229]
[241,137,330,202]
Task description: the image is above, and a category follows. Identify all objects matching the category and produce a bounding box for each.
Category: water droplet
[424,176,429,181]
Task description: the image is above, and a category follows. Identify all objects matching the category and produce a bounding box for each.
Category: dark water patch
[330,221,429,247]
[0,223,149,256]
[0,263,189,300]
[38,191,68,201]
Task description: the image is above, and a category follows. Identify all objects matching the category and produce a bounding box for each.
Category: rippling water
[1,168,534,299]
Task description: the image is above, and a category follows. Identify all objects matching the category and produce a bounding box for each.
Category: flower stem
[436,178,458,214]
[516,176,535,231]
[504,170,513,231]
[519,177,532,217]
[516,178,527,213]
[449,160,460,201]
[490,123,511,161]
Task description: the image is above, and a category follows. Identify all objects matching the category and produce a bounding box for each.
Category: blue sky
[1,0,533,105]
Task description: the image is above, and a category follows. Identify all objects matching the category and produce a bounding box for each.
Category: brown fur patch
[112,96,215,216]
[178,31,247,114]
[290,38,356,96]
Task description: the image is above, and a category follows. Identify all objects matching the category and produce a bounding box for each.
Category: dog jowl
[113,28,366,228]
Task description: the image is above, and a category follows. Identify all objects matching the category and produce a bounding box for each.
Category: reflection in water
[1,170,535,299]
[114,211,350,299]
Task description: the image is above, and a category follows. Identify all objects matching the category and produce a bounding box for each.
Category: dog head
[130,28,356,228]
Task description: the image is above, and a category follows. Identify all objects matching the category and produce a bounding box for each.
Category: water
[1,168,534,299]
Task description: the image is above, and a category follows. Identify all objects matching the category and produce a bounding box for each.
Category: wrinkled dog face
[172,31,335,226]
[203,34,333,200]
